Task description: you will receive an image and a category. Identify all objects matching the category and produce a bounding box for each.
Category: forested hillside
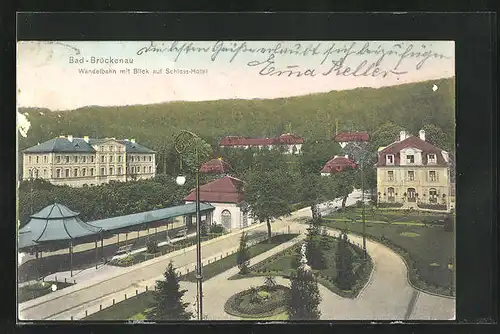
[18,77,455,155]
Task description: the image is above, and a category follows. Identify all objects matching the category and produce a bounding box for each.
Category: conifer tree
[236,232,250,274]
[286,264,322,320]
[335,232,355,290]
[305,222,326,270]
[148,261,193,320]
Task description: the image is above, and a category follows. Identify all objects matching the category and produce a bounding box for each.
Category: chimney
[344,155,348,158]
[67,135,73,142]
[83,136,89,143]
[131,139,136,143]
[399,131,407,142]
[333,155,338,159]
[125,138,129,142]
[419,129,425,141]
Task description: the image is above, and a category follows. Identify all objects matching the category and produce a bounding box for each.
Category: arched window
[28,169,33,178]
[387,187,395,202]
[221,210,232,230]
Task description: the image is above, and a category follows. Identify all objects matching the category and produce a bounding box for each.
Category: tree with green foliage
[299,139,341,176]
[148,261,193,320]
[300,173,328,222]
[236,232,250,274]
[263,276,278,291]
[369,122,406,151]
[245,168,293,242]
[286,263,322,320]
[328,166,358,210]
[305,222,326,270]
[421,124,449,151]
[335,232,355,291]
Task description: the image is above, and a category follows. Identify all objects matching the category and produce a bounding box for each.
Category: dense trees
[18,176,193,227]
[148,261,193,320]
[305,223,327,270]
[18,78,455,172]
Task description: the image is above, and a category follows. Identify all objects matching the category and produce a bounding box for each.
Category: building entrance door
[407,188,417,202]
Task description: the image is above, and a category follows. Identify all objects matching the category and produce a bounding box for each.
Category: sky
[17,40,455,111]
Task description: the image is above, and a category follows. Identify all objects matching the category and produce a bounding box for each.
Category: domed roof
[30,203,80,219]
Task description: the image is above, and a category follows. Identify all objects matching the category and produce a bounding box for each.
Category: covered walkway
[18,202,215,279]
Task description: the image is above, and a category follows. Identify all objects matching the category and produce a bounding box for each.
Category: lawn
[180,233,299,282]
[326,206,448,226]
[231,235,373,299]
[18,280,74,303]
[81,233,299,321]
[319,217,454,296]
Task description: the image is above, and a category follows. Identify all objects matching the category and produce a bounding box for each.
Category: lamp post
[174,130,203,320]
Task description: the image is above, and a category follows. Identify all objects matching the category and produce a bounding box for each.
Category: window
[43,156,47,163]
[149,156,152,162]
[110,146,114,152]
[118,156,122,163]
[83,156,87,163]
[428,154,436,164]
[43,169,47,177]
[407,154,415,164]
[65,169,70,177]
[149,166,152,173]
[73,156,78,163]
[387,171,394,181]
[36,156,39,164]
[28,156,32,163]
[65,156,70,163]
[82,168,86,177]
[429,171,437,182]
[101,155,105,163]
[28,169,33,178]
[387,187,395,202]
[117,167,122,175]
[407,171,415,181]
[143,166,146,173]
[100,167,105,176]
[56,156,61,163]
[143,156,146,161]
[73,168,78,177]
[110,155,114,163]
[90,156,94,163]
[109,167,113,175]
[90,168,94,176]
[386,154,394,165]
[429,188,438,203]
[56,169,61,178]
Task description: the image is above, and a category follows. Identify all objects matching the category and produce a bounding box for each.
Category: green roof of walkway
[18,202,215,250]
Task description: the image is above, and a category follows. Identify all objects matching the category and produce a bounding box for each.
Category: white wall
[185,201,252,231]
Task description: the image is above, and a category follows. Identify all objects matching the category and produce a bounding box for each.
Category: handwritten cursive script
[135,41,452,79]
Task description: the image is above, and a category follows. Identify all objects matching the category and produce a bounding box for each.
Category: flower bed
[417,203,448,211]
[224,285,290,318]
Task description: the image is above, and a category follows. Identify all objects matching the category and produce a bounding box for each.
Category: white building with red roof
[183,175,253,231]
[219,133,304,155]
[376,129,453,211]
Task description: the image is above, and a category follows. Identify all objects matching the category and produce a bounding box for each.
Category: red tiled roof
[320,155,358,174]
[376,135,448,167]
[199,158,232,174]
[219,133,304,146]
[333,132,370,142]
[183,176,244,203]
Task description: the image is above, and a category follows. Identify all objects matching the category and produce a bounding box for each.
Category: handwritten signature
[135,41,451,79]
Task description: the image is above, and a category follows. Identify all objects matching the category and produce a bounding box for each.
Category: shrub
[146,240,159,254]
[377,202,404,208]
[263,276,277,291]
[417,203,447,211]
[209,223,225,234]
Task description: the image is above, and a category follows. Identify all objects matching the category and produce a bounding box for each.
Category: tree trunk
[267,218,272,243]
[311,204,317,221]
[341,195,348,210]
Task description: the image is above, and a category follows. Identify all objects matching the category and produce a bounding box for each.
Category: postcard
[17,40,455,321]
